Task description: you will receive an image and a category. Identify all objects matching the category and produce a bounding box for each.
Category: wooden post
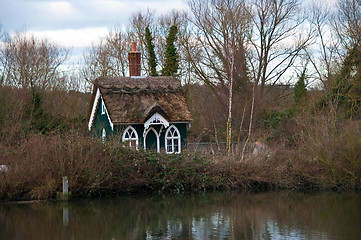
[62,176,69,201]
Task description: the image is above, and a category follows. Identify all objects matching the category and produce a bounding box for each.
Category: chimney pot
[132,42,137,51]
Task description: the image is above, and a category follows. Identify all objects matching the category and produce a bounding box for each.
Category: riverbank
[1,132,360,202]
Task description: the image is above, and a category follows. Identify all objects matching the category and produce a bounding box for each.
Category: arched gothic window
[122,126,138,150]
[165,125,181,154]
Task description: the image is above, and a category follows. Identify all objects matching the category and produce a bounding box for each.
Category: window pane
[130,140,136,149]
[166,130,172,137]
[167,139,172,152]
[174,139,179,151]
[130,131,135,138]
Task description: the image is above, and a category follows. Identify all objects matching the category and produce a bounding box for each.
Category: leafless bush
[296,113,361,189]
[0,133,114,200]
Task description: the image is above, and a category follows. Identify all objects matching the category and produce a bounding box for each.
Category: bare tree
[2,32,69,90]
[302,1,341,88]
[0,23,8,85]
[188,0,251,153]
[82,30,132,82]
[129,9,157,75]
[306,3,332,84]
[304,0,361,88]
[248,0,314,92]
[334,0,361,51]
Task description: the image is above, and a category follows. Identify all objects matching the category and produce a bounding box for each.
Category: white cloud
[46,1,80,16]
[29,27,109,48]
[92,0,127,10]
[136,0,188,13]
[1,0,189,31]
[2,0,190,50]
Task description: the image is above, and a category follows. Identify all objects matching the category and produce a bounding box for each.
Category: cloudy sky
[0,0,188,63]
[1,0,337,66]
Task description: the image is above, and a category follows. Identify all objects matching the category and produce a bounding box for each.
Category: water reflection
[62,204,69,227]
[0,191,360,240]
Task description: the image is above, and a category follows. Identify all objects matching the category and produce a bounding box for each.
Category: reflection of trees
[0,192,360,239]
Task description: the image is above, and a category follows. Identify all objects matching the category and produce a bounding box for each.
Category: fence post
[62,176,69,201]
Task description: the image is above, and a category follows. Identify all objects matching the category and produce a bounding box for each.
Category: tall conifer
[294,68,307,106]
[145,26,158,76]
[162,25,179,76]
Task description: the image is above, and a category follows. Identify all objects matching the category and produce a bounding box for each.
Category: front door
[144,127,160,152]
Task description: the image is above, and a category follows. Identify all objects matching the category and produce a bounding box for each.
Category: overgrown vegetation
[0,131,347,201]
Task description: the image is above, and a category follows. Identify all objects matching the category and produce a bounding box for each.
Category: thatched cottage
[87,43,192,153]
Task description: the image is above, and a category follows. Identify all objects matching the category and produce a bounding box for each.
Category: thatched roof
[88,76,192,124]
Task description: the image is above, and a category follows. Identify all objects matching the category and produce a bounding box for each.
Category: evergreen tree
[162,25,179,76]
[145,26,158,76]
[327,45,361,116]
[293,68,307,106]
[288,67,307,116]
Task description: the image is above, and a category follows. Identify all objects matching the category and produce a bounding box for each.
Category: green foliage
[260,109,287,129]
[145,26,158,77]
[27,89,57,133]
[322,45,361,118]
[293,69,307,106]
[161,25,179,76]
[259,109,288,140]
[287,68,308,117]
[29,89,41,116]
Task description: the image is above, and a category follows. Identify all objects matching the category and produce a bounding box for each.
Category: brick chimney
[128,42,141,77]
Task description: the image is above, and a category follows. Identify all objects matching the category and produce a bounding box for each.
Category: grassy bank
[1,129,360,201]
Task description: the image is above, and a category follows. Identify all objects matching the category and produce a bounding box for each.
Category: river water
[0,191,360,240]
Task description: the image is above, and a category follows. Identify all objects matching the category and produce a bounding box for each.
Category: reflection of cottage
[87,43,192,153]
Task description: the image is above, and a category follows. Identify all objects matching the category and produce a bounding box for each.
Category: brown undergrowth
[2,128,356,202]
[295,114,361,190]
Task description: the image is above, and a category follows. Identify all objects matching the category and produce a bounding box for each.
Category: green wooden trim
[93,98,113,139]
